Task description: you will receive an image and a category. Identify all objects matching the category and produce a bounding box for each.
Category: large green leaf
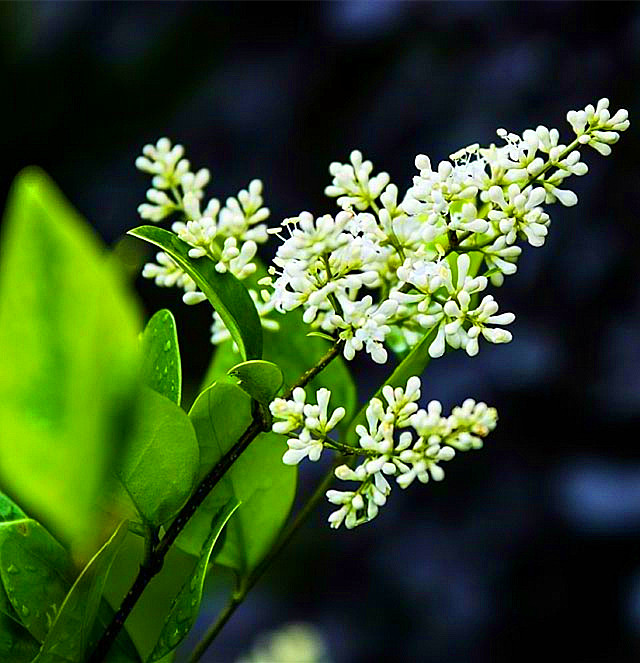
[212,430,295,581]
[0,168,141,547]
[205,307,356,435]
[0,519,75,642]
[148,500,240,661]
[35,521,128,662]
[140,310,182,405]
[0,611,40,662]
[176,383,296,581]
[345,327,438,445]
[0,519,140,662]
[115,388,200,526]
[175,383,251,557]
[128,226,262,361]
[0,493,27,624]
[0,500,40,659]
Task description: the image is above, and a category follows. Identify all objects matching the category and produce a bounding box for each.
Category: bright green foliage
[148,500,240,661]
[228,359,284,405]
[115,388,200,526]
[212,430,296,582]
[176,383,296,582]
[0,519,76,642]
[35,521,128,662]
[0,509,139,662]
[140,310,182,405]
[0,169,141,548]
[205,307,357,435]
[345,327,438,446]
[0,495,28,623]
[0,495,40,662]
[129,226,262,361]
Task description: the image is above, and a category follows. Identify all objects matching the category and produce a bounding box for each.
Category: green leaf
[0,499,39,657]
[174,383,250,556]
[0,582,18,625]
[0,492,26,525]
[148,500,240,661]
[212,431,295,580]
[115,388,200,526]
[345,327,438,445]
[306,331,336,342]
[34,521,128,662]
[0,519,75,642]
[128,226,262,361]
[155,655,176,663]
[0,611,40,662]
[176,383,296,581]
[103,531,203,661]
[140,310,182,405]
[205,307,356,436]
[228,359,284,405]
[0,168,141,548]
[0,492,27,623]
[0,519,140,662]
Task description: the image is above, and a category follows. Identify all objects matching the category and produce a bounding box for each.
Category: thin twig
[283,341,343,398]
[188,455,345,663]
[88,416,266,663]
[87,342,342,663]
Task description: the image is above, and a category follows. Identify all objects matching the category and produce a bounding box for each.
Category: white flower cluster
[566,98,630,155]
[328,377,495,528]
[134,100,628,535]
[270,388,346,465]
[262,99,628,364]
[329,378,496,529]
[395,253,514,358]
[136,138,278,333]
[325,149,390,210]
[270,377,496,529]
[136,138,211,222]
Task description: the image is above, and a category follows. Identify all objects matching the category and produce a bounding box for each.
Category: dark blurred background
[2,2,640,662]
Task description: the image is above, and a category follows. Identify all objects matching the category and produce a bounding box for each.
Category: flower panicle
[269,377,497,530]
[264,98,628,363]
[270,387,346,466]
[135,99,628,532]
[135,138,270,307]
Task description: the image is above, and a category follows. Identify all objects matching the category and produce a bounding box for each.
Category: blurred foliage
[0,169,141,551]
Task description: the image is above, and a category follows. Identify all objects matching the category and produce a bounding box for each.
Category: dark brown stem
[88,342,342,663]
[88,415,267,663]
[283,341,343,398]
